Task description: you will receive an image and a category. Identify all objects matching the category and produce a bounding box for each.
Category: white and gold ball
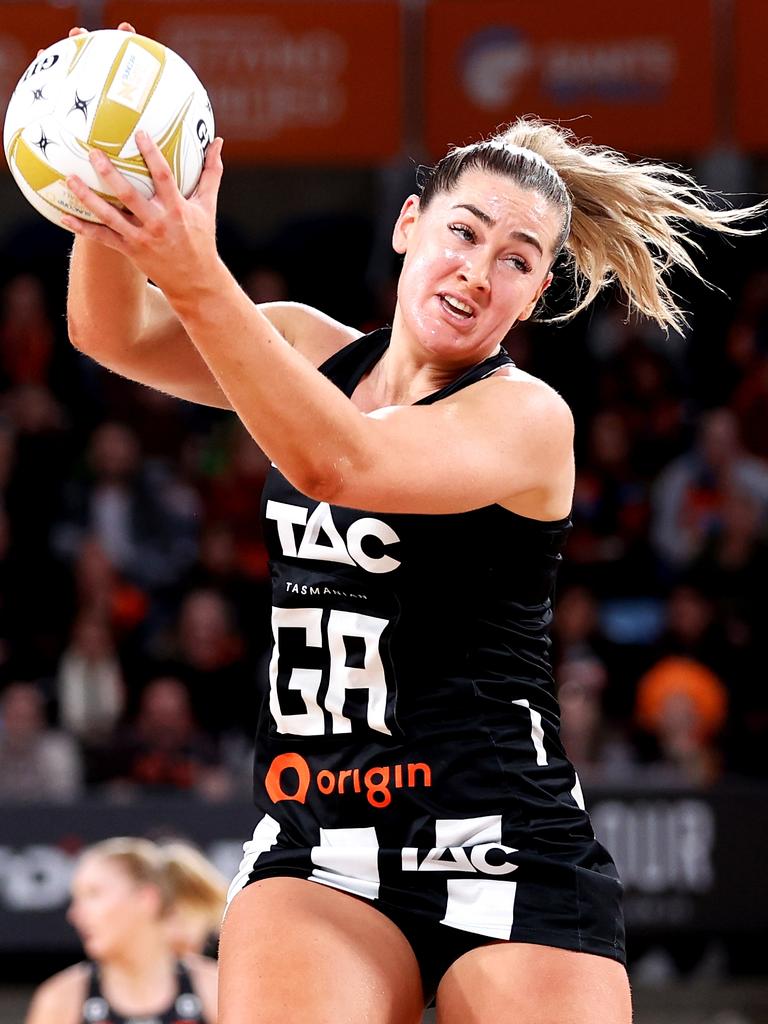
[3,29,214,229]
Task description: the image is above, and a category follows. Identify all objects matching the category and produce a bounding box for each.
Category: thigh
[435,942,632,1024]
[218,876,425,1024]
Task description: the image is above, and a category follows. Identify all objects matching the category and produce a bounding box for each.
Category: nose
[458,253,491,295]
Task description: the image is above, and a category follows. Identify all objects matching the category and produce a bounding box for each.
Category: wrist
[161,255,235,322]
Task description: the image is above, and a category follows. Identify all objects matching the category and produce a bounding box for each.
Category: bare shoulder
[187,954,218,1022]
[25,963,88,1024]
[259,302,363,368]
[468,365,574,519]
[465,363,574,437]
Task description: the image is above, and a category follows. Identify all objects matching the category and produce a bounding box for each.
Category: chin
[81,934,110,960]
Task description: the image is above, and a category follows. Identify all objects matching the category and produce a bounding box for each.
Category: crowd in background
[0,199,767,805]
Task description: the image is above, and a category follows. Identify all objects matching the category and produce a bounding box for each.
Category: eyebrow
[451,203,544,257]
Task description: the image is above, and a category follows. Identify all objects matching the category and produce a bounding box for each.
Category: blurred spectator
[722,267,768,402]
[151,588,254,739]
[552,585,643,724]
[104,675,230,800]
[200,422,270,581]
[3,384,72,553]
[569,411,654,594]
[558,678,636,784]
[731,353,768,460]
[55,611,126,746]
[689,485,768,630]
[657,584,731,678]
[52,421,200,590]
[634,655,728,786]
[180,522,270,640]
[0,274,54,388]
[651,408,768,570]
[72,537,149,641]
[0,681,83,802]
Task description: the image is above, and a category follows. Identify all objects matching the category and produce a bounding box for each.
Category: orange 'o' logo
[264,752,311,804]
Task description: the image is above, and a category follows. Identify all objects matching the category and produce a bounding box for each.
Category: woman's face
[67,855,159,960]
[392,167,562,363]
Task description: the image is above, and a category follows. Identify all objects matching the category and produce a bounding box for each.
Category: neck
[368,309,493,407]
[101,928,175,981]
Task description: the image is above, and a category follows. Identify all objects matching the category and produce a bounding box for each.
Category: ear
[518,270,553,322]
[392,194,420,255]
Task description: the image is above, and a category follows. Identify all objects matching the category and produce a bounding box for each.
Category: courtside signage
[733,0,768,151]
[102,0,401,163]
[424,0,715,156]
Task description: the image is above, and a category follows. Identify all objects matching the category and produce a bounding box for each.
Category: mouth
[438,293,476,322]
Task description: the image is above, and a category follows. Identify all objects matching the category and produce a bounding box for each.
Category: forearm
[67,237,149,350]
[168,260,371,498]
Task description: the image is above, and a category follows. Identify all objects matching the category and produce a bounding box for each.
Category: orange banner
[0,3,78,140]
[733,0,768,151]
[424,0,715,158]
[102,1,402,163]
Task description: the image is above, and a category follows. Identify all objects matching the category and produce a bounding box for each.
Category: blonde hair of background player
[160,839,228,957]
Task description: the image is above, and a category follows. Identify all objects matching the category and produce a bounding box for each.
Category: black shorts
[229,817,626,1002]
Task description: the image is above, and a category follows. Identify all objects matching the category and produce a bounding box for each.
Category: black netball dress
[80,961,207,1024]
[228,328,625,995]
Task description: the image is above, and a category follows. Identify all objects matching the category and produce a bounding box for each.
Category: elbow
[287,455,360,506]
[67,311,95,355]
[291,468,345,506]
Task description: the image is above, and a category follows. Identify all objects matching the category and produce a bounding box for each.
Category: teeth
[443,295,473,316]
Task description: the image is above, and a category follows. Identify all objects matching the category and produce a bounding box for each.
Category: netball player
[58,46,766,1018]
[25,838,218,1024]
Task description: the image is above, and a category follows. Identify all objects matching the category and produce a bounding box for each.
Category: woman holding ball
[59,22,765,1022]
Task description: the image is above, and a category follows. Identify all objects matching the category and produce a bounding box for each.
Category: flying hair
[418,117,768,334]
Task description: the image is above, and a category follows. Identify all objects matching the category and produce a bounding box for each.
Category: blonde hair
[80,837,226,926]
[159,840,227,930]
[418,117,767,334]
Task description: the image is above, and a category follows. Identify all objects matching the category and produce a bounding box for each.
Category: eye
[449,222,475,243]
[505,254,532,274]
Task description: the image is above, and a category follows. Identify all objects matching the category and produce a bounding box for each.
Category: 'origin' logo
[264,752,431,808]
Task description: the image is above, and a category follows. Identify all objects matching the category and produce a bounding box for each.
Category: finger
[134,131,181,206]
[86,148,159,223]
[117,22,136,33]
[193,137,224,208]
[65,172,143,241]
[68,27,88,37]
[61,214,128,254]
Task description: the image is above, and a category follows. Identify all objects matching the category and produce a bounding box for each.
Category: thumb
[193,137,224,210]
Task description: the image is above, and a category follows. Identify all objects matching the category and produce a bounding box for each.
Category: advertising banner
[102,1,402,163]
[733,0,768,151]
[424,0,715,157]
[0,788,766,951]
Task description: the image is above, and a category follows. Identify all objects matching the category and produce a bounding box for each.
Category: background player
[25,837,219,1024]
